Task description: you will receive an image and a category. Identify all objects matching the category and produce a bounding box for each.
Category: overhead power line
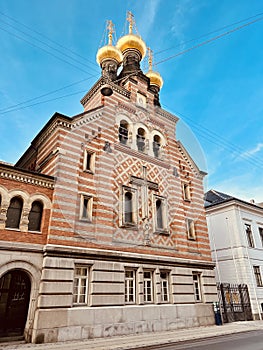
[154,14,263,66]
[0,10,98,68]
[0,90,88,115]
[0,75,98,114]
[164,105,263,170]
[155,11,263,56]
[0,25,94,75]
[0,18,97,74]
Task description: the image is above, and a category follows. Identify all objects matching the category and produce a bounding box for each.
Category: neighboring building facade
[205,189,263,320]
[0,15,217,344]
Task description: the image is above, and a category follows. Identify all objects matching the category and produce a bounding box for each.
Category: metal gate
[217,283,253,323]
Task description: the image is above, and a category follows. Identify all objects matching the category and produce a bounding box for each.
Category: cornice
[0,164,54,189]
[36,118,72,147]
[44,244,215,269]
[116,101,137,115]
[80,78,131,107]
[177,141,206,179]
[156,108,179,123]
[205,198,263,215]
[114,143,170,169]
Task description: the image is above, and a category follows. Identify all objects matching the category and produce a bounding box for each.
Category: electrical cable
[0,25,93,75]
[0,10,98,68]
[0,75,98,113]
[155,11,263,56]
[154,15,263,66]
[163,104,263,169]
[0,18,97,73]
[0,70,142,115]
[0,89,88,115]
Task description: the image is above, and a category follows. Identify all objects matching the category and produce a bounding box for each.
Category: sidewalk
[1,321,263,350]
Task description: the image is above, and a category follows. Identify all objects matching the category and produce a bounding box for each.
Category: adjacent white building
[205,189,263,320]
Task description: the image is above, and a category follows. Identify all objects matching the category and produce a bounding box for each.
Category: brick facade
[0,17,218,343]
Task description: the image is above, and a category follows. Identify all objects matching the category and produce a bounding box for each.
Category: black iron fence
[217,283,253,323]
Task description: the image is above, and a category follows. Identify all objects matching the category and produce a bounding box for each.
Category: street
[133,330,263,350]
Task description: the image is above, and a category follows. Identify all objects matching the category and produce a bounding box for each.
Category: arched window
[153,135,161,158]
[6,196,23,229]
[137,128,146,152]
[124,191,133,224]
[119,120,129,145]
[28,200,43,231]
[156,199,164,229]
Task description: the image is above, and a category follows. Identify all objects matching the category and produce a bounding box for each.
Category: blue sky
[0,0,263,202]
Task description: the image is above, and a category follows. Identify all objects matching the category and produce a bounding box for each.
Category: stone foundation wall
[32,303,215,343]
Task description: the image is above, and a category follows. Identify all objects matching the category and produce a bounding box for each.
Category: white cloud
[170,0,204,44]
[136,0,161,40]
[241,143,263,158]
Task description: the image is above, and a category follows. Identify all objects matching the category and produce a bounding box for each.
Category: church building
[0,14,218,343]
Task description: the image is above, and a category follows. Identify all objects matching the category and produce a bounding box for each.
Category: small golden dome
[116,34,147,59]
[146,70,163,89]
[96,45,123,66]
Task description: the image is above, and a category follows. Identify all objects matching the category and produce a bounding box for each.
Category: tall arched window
[124,191,133,224]
[153,135,161,158]
[6,196,23,229]
[137,128,146,152]
[28,200,43,231]
[156,199,164,229]
[119,120,129,145]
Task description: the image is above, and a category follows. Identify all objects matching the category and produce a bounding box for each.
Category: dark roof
[205,189,233,207]
[205,189,263,210]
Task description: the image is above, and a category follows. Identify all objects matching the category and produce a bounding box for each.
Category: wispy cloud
[241,143,263,158]
[170,0,204,44]
[136,0,161,40]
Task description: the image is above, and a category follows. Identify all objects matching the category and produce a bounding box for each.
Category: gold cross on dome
[107,20,113,45]
[148,47,153,71]
[127,11,134,34]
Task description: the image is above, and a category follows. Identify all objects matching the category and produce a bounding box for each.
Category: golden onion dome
[96,44,123,66]
[116,34,147,59]
[146,70,163,89]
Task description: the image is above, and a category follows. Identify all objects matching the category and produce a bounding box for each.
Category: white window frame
[245,223,254,248]
[125,269,136,304]
[73,265,89,305]
[80,194,93,222]
[187,218,196,240]
[253,266,263,287]
[143,270,153,303]
[160,271,169,303]
[153,194,168,233]
[258,227,263,247]
[83,149,95,173]
[193,272,202,302]
[120,186,138,227]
